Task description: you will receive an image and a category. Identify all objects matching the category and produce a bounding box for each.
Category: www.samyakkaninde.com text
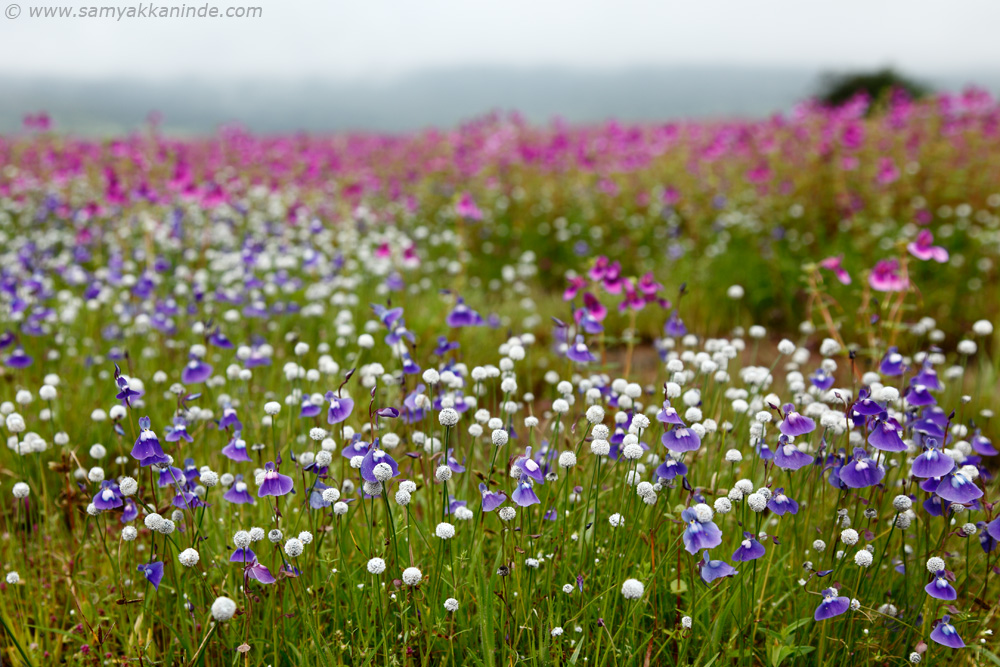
[26,4,262,19]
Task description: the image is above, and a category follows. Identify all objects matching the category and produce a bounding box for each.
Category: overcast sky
[1,0,997,80]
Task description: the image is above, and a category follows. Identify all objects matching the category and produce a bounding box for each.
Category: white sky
[1,0,997,79]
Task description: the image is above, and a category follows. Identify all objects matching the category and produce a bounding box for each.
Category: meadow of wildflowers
[0,90,999,666]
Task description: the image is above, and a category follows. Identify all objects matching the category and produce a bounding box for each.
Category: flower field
[1,91,999,666]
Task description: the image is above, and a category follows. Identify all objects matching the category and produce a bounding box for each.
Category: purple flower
[445,448,466,474]
[326,391,354,425]
[773,440,813,471]
[163,415,193,443]
[223,477,255,505]
[662,426,701,453]
[479,483,506,512]
[732,532,766,562]
[767,488,799,515]
[851,388,884,416]
[130,416,169,467]
[929,616,965,649]
[221,433,252,462]
[810,368,835,391]
[879,348,905,376]
[245,560,276,585]
[681,507,723,554]
[911,439,955,478]
[699,551,738,583]
[231,547,257,564]
[656,401,685,426]
[446,297,483,328]
[904,384,936,407]
[138,561,164,591]
[924,573,957,601]
[566,335,597,364]
[813,588,850,621]
[258,462,294,497]
[299,398,323,418]
[360,445,399,483]
[93,481,123,510]
[181,356,213,384]
[778,404,815,437]
[935,471,983,504]
[987,516,1000,542]
[655,457,687,480]
[515,447,545,485]
[4,347,32,369]
[511,479,540,507]
[838,448,885,489]
[868,417,907,452]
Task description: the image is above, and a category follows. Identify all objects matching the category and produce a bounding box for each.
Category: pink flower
[454,192,483,221]
[869,259,909,292]
[819,255,851,285]
[907,230,948,263]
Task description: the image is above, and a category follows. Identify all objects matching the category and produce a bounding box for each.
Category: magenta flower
[907,230,948,263]
[819,255,851,285]
[869,259,909,292]
[454,192,483,221]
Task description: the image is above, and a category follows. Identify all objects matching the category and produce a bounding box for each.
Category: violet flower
[838,448,885,489]
[814,588,850,621]
[130,416,169,467]
[773,439,813,471]
[566,335,597,363]
[935,471,983,504]
[360,445,399,483]
[681,507,722,554]
[181,355,213,384]
[868,416,907,452]
[511,479,540,507]
[258,462,294,497]
[930,616,965,649]
[778,403,815,437]
[767,488,799,515]
[245,560,276,585]
[479,483,506,512]
[223,476,255,505]
[911,439,955,478]
[138,561,164,591]
[93,481,123,510]
[699,551,738,583]
[446,297,483,327]
[515,447,545,485]
[326,391,354,425]
[907,230,948,263]
[732,532,765,562]
[924,573,957,601]
[662,426,701,453]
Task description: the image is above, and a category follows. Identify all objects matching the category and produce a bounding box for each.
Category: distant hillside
[1,66,998,135]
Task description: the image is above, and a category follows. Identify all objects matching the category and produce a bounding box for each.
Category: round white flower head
[681,615,693,628]
[200,471,219,488]
[363,481,384,497]
[893,495,912,512]
[402,567,423,586]
[267,528,283,543]
[777,339,796,356]
[233,530,251,549]
[436,522,456,539]
[747,493,767,513]
[591,439,611,456]
[850,598,861,611]
[334,502,349,515]
[926,557,945,573]
[854,550,873,567]
[693,503,714,523]
[714,497,732,514]
[444,597,459,612]
[249,527,265,542]
[284,538,304,558]
[524,416,539,429]
[586,405,605,424]
[12,482,30,499]
[725,449,743,463]
[211,596,237,622]
[122,526,138,541]
[840,528,859,546]
[562,583,574,594]
[972,319,994,336]
[491,429,509,447]
[608,513,625,528]
[5,571,19,585]
[367,557,387,575]
[558,451,577,468]
[727,285,745,300]
[439,408,459,427]
[735,479,754,494]
[552,399,569,414]
[435,465,452,482]
[551,626,564,637]
[178,548,200,567]
[89,444,107,460]
[622,443,643,460]
[322,487,341,503]
[298,531,313,545]
[86,503,100,516]
[621,578,645,600]
[813,539,826,552]
[263,401,281,416]
[400,480,417,493]
[375,462,395,482]
[395,490,412,506]
[156,519,175,535]
[144,513,163,530]
[962,522,977,537]
[499,506,516,522]
[909,652,922,664]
